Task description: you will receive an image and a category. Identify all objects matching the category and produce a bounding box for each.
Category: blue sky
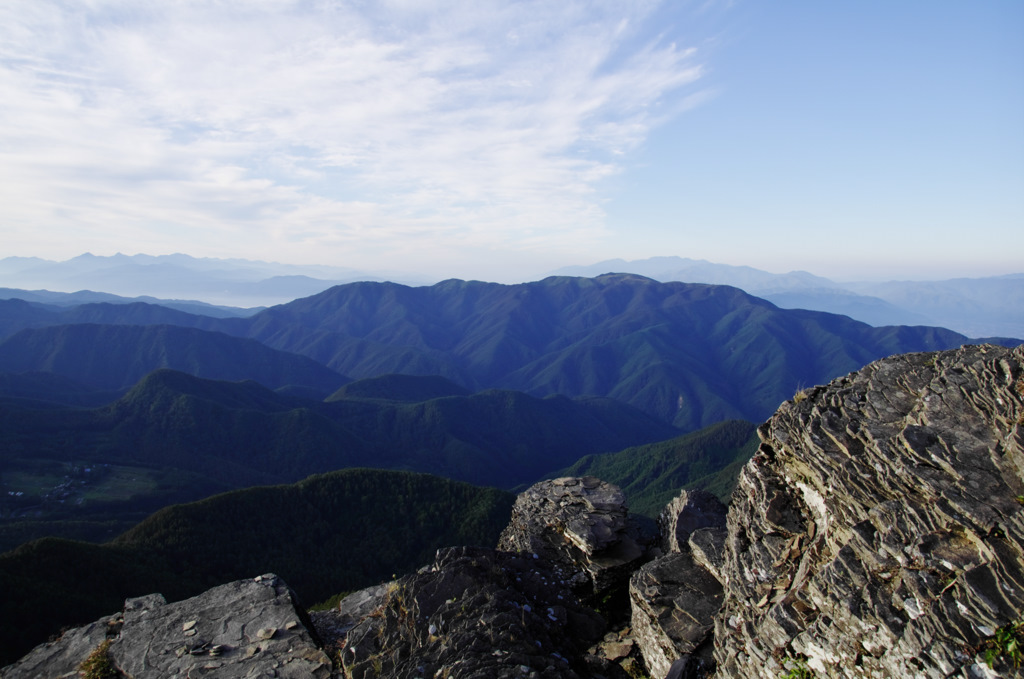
[1,1,1021,282]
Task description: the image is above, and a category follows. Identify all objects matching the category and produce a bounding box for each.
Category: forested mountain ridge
[1,274,1012,430]
[229,274,997,429]
[0,323,348,394]
[1,369,679,494]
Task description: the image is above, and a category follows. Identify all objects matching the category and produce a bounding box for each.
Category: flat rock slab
[112,574,332,678]
[1,574,334,679]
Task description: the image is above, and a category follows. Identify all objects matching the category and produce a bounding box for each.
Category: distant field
[0,460,208,553]
[0,460,159,509]
[81,466,159,502]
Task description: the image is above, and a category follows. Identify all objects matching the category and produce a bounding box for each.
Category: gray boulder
[687,526,728,584]
[629,551,722,679]
[627,487,728,677]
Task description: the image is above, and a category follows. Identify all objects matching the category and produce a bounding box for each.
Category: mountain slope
[550,419,760,518]
[0,323,348,394]
[1,369,679,492]
[235,274,993,430]
[0,298,222,342]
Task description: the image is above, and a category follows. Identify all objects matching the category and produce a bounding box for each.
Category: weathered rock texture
[659,489,729,554]
[631,489,728,678]
[498,476,651,596]
[330,546,608,679]
[714,344,1024,678]
[2,573,332,679]
[630,551,722,678]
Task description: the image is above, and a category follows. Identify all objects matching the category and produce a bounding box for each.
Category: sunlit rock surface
[714,344,1024,678]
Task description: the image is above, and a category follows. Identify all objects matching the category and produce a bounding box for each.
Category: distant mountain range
[552,256,1024,338]
[0,252,429,308]
[2,253,1021,337]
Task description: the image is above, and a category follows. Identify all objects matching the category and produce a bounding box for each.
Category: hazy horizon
[2,2,1022,283]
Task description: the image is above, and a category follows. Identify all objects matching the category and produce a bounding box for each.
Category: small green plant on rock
[779,654,814,679]
[79,639,120,679]
[982,620,1024,669]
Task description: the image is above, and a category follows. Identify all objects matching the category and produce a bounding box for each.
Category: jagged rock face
[659,489,729,554]
[714,344,1024,678]
[1,573,332,678]
[631,488,728,678]
[630,551,722,678]
[330,546,607,679]
[497,476,651,596]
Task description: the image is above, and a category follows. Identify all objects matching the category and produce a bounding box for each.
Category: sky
[1,1,1021,283]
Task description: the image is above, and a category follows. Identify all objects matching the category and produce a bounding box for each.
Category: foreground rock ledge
[714,344,1024,678]
[1,573,332,679]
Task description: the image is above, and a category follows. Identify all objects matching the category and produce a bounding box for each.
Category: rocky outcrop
[497,476,651,596]
[1,573,332,679]
[323,546,608,679]
[714,344,1024,678]
[630,551,722,678]
[630,489,729,678]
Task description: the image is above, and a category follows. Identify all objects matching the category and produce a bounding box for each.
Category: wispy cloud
[0,0,706,273]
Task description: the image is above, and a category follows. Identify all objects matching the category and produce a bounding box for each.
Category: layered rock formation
[498,476,651,596]
[2,573,332,678]
[630,490,729,678]
[328,546,608,679]
[714,344,1024,678]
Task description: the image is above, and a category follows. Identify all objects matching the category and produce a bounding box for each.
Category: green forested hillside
[328,373,471,402]
[0,370,678,551]
[0,469,515,667]
[230,275,986,429]
[550,419,760,517]
[0,323,348,394]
